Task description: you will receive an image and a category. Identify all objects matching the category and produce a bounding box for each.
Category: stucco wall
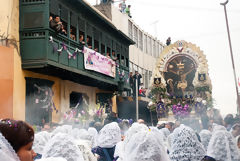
[0,46,14,118]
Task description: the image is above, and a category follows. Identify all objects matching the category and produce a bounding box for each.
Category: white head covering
[88,127,98,147]
[36,157,67,161]
[114,141,124,160]
[51,125,72,138]
[122,130,170,161]
[42,133,84,161]
[169,124,206,161]
[159,128,170,142]
[207,124,240,161]
[33,132,49,154]
[97,122,121,148]
[199,129,212,151]
[123,123,148,147]
[0,132,20,161]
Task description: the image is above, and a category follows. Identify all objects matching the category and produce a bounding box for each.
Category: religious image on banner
[154,78,161,87]
[84,47,116,77]
[198,73,206,82]
[164,56,196,97]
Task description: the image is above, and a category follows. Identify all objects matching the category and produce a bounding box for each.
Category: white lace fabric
[36,157,67,161]
[169,124,206,161]
[0,132,20,161]
[88,127,98,148]
[42,133,84,161]
[33,131,50,154]
[207,124,240,161]
[199,129,212,151]
[123,123,149,148]
[97,122,121,148]
[122,130,170,161]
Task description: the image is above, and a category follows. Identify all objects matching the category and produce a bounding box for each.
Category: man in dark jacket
[50,15,63,33]
[133,71,142,95]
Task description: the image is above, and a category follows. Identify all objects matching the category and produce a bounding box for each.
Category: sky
[87,0,240,115]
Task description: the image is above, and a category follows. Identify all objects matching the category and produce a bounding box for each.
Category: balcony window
[126,58,129,68]
[144,34,147,53]
[139,31,143,51]
[133,26,138,47]
[59,5,68,37]
[101,44,105,55]
[70,12,77,41]
[121,55,125,66]
[128,20,133,39]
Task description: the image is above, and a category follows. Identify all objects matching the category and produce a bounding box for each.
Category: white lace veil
[97,122,121,148]
[51,125,72,138]
[0,132,20,161]
[36,157,67,161]
[159,128,170,142]
[114,141,124,160]
[169,124,206,161]
[88,127,98,147]
[123,123,148,147]
[122,130,170,161]
[199,129,212,151]
[207,124,240,161]
[33,132,49,154]
[42,133,84,161]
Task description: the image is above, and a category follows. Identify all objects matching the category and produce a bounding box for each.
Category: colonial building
[0,0,133,126]
[95,3,165,89]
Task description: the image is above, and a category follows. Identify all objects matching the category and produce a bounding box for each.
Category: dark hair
[201,156,216,161]
[0,119,34,152]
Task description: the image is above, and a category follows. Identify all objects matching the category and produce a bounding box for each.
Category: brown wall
[0,46,14,119]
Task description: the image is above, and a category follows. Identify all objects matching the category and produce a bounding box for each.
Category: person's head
[55,16,60,22]
[0,119,36,161]
[135,71,138,75]
[236,135,240,149]
[201,156,216,161]
[130,72,133,76]
[231,123,240,137]
[128,5,131,8]
[137,119,145,124]
[79,35,84,41]
[165,122,174,132]
[224,114,234,126]
[112,51,115,55]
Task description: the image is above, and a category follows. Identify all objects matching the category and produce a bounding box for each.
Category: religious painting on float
[164,56,196,98]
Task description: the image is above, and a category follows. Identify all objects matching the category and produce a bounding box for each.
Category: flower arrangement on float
[172,103,191,119]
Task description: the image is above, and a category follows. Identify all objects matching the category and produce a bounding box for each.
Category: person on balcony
[125,5,132,18]
[50,15,63,33]
[61,25,67,36]
[111,51,118,61]
[79,35,85,50]
[119,0,126,13]
[70,28,76,41]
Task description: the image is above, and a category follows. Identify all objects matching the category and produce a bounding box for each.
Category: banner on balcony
[84,47,116,78]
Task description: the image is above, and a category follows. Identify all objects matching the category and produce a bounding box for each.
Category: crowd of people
[1,112,240,161]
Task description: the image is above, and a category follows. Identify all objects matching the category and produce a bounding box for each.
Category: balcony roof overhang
[66,0,135,45]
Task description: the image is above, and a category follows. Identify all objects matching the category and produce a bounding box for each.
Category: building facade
[0,0,133,125]
[95,3,165,89]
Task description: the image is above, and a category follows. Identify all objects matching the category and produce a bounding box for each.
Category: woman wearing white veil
[122,130,170,161]
[169,124,206,161]
[92,122,121,161]
[42,133,84,161]
[207,124,240,161]
[33,131,51,156]
[0,132,20,161]
[199,129,212,151]
[88,127,98,148]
